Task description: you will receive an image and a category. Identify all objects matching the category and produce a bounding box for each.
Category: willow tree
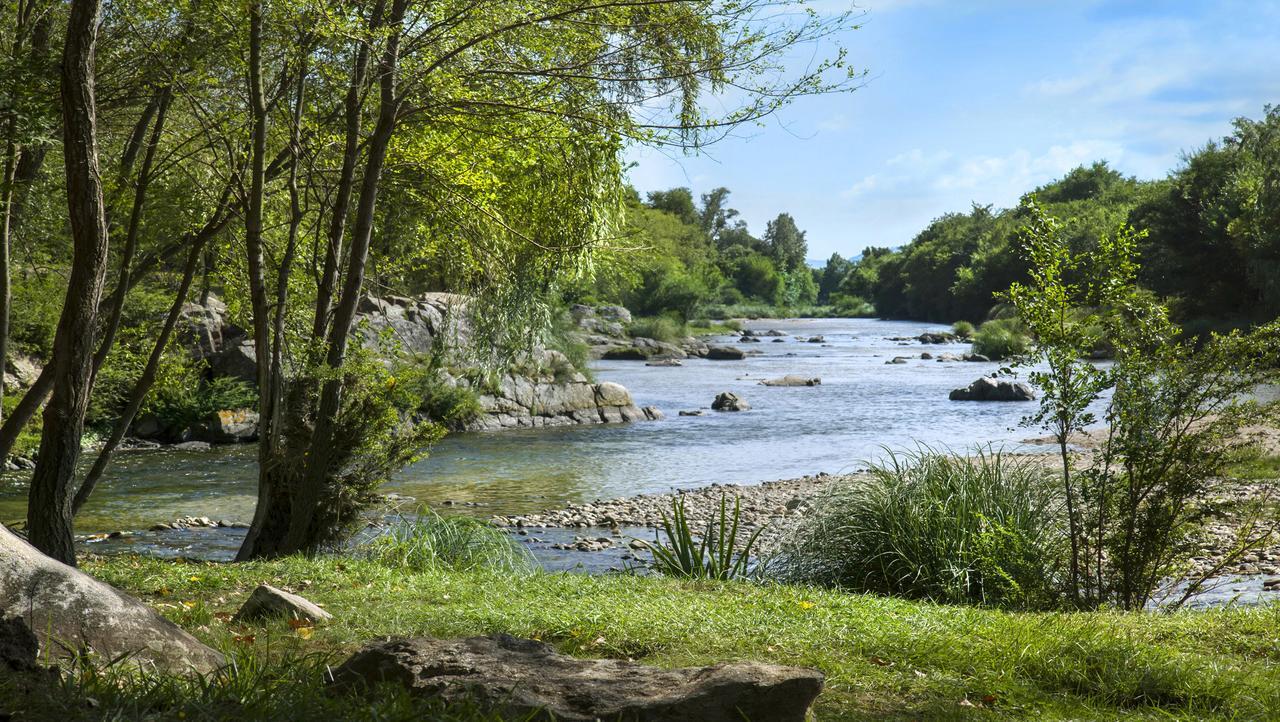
[226,0,860,559]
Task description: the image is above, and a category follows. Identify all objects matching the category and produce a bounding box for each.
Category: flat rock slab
[329,634,823,722]
[234,584,333,624]
[0,525,224,673]
[759,375,821,387]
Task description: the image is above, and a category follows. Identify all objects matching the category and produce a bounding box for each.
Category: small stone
[234,584,333,624]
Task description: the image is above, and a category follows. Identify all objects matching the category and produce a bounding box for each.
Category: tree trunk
[312,0,383,340]
[283,0,407,555]
[72,235,205,514]
[236,0,280,560]
[27,0,109,565]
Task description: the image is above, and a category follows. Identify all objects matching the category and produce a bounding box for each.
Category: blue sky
[626,0,1280,260]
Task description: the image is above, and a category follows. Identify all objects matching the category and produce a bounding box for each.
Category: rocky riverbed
[492,451,1280,585]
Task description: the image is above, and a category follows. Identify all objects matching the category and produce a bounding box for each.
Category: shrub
[637,494,765,581]
[145,376,258,437]
[416,381,482,431]
[775,447,1066,609]
[367,511,533,574]
[972,318,1031,359]
[830,293,875,317]
[627,315,687,343]
[1005,199,1280,610]
[952,320,975,338]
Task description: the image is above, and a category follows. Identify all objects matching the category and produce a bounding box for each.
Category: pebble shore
[493,458,1280,583]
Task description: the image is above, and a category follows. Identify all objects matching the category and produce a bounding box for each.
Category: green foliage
[627,315,687,343]
[411,376,483,432]
[951,320,975,338]
[639,494,765,581]
[1007,201,1280,610]
[971,318,1032,360]
[367,511,534,574]
[1,393,40,458]
[145,377,258,437]
[829,293,875,317]
[781,268,819,308]
[9,272,63,356]
[777,448,1066,610]
[763,212,808,271]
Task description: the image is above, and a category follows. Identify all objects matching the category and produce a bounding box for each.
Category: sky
[625,0,1280,260]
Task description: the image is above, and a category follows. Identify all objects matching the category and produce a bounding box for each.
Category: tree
[817,252,851,303]
[646,188,699,227]
[763,212,807,271]
[27,0,110,565]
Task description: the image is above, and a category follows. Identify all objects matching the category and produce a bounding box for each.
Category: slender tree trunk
[237,0,279,560]
[90,86,172,383]
[72,236,206,514]
[312,0,383,340]
[27,0,109,564]
[283,0,406,555]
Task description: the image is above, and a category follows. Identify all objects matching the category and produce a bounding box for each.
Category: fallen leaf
[868,656,894,667]
[981,694,998,705]
[295,627,314,640]
[233,634,256,645]
[287,618,313,630]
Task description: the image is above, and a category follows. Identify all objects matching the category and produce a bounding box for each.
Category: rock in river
[949,376,1036,401]
[705,345,746,360]
[328,634,824,722]
[758,375,821,387]
[711,392,750,411]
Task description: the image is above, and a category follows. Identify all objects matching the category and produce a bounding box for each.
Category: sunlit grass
[54,553,1280,720]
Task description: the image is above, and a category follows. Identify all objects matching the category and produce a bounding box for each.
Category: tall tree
[27,0,110,564]
[763,212,807,271]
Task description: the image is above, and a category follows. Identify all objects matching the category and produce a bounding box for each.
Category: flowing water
[4,317,1275,604]
[2,318,1043,540]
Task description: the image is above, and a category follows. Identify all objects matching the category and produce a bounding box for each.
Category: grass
[366,512,535,574]
[626,315,688,342]
[775,448,1066,610]
[972,318,1032,360]
[6,553,1271,720]
[1224,451,1280,481]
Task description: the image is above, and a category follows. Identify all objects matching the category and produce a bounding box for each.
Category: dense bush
[776,448,1066,610]
[971,318,1031,359]
[951,320,975,338]
[145,376,258,437]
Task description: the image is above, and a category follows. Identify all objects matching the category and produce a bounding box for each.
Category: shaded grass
[60,554,1280,720]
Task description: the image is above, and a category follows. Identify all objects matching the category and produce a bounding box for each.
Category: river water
[2,318,1045,540]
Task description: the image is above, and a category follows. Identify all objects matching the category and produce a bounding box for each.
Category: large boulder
[705,345,746,361]
[0,525,224,673]
[328,634,823,722]
[949,376,1036,402]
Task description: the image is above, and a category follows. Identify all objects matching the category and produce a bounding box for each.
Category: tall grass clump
[951,320,975,338]
[626,315,688,343]
[367,512,533,574]
[638,494,765,580]
[776,447,1066,609]
[972,317,1031,360]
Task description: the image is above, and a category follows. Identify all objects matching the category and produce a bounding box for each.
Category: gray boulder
[806,336,825,343]
[949,376,1036,402]
[209,340,258,385]
[0,524,224,673]
[234,584,333,624]
[711,392,750,412]
[758,375,821,387]
[705,345,745,360]
[328,634,823,722]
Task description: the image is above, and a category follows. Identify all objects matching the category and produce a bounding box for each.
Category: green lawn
[9,554,1276,720]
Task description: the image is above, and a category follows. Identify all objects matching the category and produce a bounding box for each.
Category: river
[2,318,1057,560]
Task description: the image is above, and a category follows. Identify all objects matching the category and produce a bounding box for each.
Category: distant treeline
[825,106,1280,332]
[600,105,1280,331]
